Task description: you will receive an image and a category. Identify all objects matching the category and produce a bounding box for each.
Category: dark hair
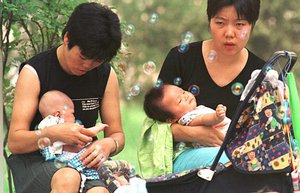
[143,86,175,122]
[207,0,260,26]
[62,2,122,63]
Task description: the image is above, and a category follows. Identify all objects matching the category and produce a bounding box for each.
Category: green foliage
[1,0,86,117]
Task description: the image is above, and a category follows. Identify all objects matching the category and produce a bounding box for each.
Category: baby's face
[160,85,197,120]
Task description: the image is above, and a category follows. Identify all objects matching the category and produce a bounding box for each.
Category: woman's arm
[8,67,42,153]
[100,68,124,154]
[171,123,225,147]
[80,68,125,168]
[8,67,93,154]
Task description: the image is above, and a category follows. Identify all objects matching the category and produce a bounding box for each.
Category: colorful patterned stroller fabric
[226,70,291,173]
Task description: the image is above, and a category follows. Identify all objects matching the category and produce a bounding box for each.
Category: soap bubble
[188,85,200,96]
[231,82,244,96]
[155,78,163,88]
[239,29,249,40]
[129,84,141,96]
[181,31,194,44]
[176,142,186,151]
[54,158,68,169]
[37,137,51,149]
[143,61,156,75]
[178,43,189,54]
[149,12,159,24]
[263,64,274,75]
[124,24,135,36]
[173,77,182,86]
[208,50,217,62]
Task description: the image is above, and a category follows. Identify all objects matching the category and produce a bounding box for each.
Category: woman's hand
[197,126,225,146]
[79,137,115,168]
[171,123,225,147]
[46,122,93,147]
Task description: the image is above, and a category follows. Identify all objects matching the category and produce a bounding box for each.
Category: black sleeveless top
[20,47,111,129]
[158,41,265,118]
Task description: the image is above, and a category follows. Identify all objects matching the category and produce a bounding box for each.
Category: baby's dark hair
[207,0,260,27]
[143,85,175,122]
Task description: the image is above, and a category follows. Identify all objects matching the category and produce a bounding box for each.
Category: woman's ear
[63,32,69,45]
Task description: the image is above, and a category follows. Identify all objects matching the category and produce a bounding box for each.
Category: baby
[144,84,231,147]
[37,90,133,193]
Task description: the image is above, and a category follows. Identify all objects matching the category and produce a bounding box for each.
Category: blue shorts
[173,147,230,173]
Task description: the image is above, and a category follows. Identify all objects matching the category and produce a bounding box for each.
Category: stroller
[145,51,298,193]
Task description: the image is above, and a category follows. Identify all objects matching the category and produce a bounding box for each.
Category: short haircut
[143,85,175,122]
[62,2,122,63]
[207,0,260,26]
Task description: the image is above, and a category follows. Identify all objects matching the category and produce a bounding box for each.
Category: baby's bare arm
[86,123,108,136]
[189,104,226,126]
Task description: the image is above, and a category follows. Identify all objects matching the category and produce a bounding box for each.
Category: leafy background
[2,0,300,192]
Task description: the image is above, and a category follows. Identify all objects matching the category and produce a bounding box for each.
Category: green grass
[113,102,145,175]
[3,102,146,192]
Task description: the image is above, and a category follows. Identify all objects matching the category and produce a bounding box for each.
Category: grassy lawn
[3,102,146,192]
[113,102,145,175]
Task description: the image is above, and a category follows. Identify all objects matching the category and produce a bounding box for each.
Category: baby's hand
[215,104,226,121]
[84,123,108,137]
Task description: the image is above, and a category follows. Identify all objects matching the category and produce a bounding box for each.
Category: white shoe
[114,177,148,193]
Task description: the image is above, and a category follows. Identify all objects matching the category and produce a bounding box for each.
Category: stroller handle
[266,50,297,75]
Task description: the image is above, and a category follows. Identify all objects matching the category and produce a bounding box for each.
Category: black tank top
[20,47,111,129]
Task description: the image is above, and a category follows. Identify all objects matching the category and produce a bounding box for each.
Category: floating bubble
[34,130,42,136]
[37,137,51,149]
[129,84,141,96]
[181,31,194,44]
[149,12,159,24]
[208,50,217,62]
[239,29,249,40]
[231,82,244,96]
[143,61,156,75]
[54,158,68,169]
[173,77,182,86]
[75,119,83,125]
[126,94,132,101]
[176,142,186,151]
[124,24,135,36]
[129,165,136,177]
[178,43,189,54]
[188,85,200,96]
[155,79,163,88]
[263,64,273,75]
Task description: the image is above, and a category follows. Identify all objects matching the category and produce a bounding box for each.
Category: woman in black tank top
[7,3,124,193]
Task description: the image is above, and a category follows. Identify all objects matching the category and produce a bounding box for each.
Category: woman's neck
[57,45,70,74]
[203,39,246,66]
